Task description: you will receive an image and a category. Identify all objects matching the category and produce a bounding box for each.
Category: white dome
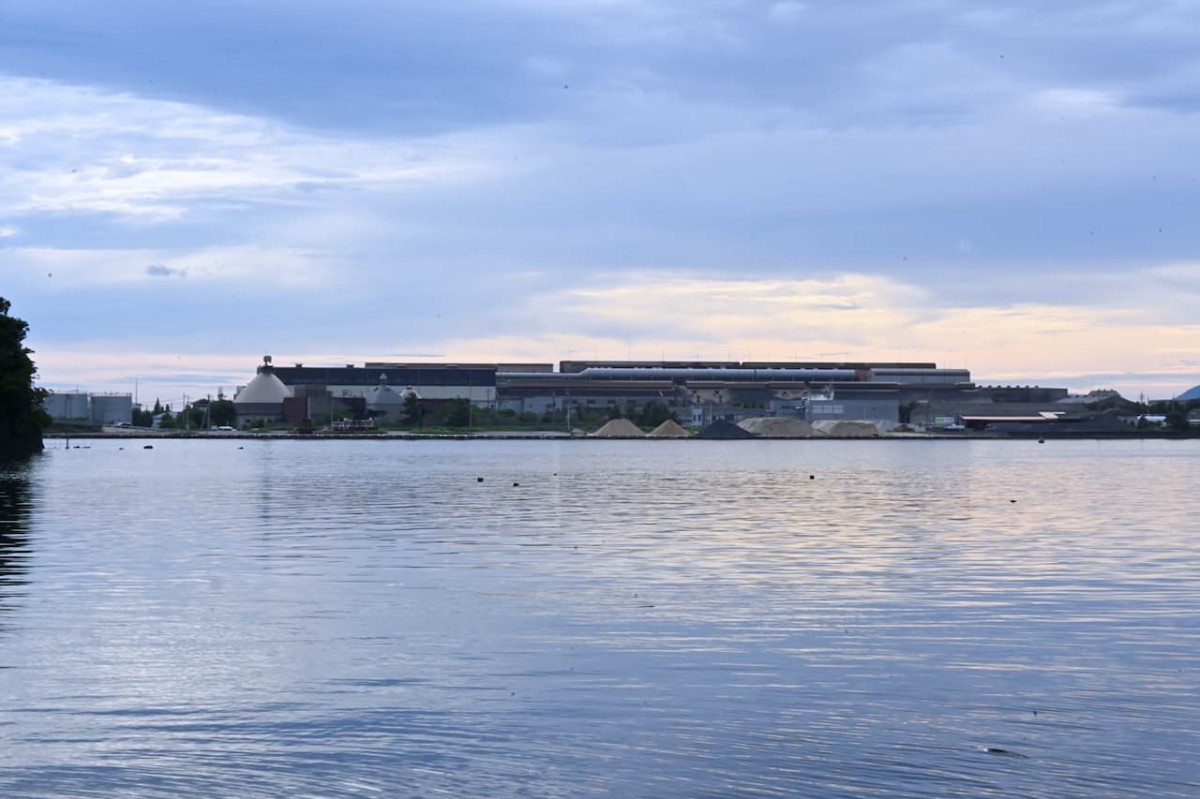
[365,383,407,409]
[234,368,291,405]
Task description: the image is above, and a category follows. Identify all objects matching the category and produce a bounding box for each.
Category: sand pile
[812,420,880,438]
[738,417,813,438]
[697,419,756,439]
[592,418,645,437]
[647,419,691,438]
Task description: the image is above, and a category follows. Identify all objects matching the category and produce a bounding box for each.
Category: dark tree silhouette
[0,298,47,461]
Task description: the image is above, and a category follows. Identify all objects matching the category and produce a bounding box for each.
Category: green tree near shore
[0,298,48,460]
[401,392,423,427]
[209,399,236,427]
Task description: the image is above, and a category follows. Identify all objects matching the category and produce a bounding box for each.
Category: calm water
[1,438,1197,798]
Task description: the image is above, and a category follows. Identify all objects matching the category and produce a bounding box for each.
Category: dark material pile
[697,419,755,439]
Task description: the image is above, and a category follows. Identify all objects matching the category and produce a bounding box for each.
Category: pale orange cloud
[30,272,1200,402]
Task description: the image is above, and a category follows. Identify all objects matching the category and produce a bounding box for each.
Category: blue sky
[2,0,1198,404]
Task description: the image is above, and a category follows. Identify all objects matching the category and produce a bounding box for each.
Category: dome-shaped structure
[1178,384,1200,402]
[364,373,412,419]
[233,356,292,426]
[234,357,292,405]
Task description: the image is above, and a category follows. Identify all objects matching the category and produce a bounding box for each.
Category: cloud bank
[1,1,1197,401]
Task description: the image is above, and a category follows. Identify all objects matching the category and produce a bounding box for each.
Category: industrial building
[233,357,449,427]
[231,355,1078,430]
[496,361,1008,428]
[269,361,496,404]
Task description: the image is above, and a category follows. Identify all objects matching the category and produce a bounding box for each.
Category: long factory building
[234,356,1070,428]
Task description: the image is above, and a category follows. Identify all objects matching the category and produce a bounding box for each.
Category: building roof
[959,415,1064,423]
[234,361,292,405]
[364,380,411,408]
[273,364,495,388]
[1178,384,1200,402]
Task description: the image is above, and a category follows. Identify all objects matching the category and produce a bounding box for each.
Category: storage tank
[90,394,133,425]
[43,392,91,420]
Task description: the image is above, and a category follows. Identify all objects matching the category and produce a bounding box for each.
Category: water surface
[2,438,1197,797]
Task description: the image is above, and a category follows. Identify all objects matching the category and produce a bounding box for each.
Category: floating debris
[983,747,1029,759]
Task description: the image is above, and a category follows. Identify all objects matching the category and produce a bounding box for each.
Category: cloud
[0,76,503,221]
[551,273,923,345]
[767,2,808,24]
[20,265,1200,402]
[145,263,186,278]
[1029,87,1122,117]
[4,2,1200,403]
[427,271,1199,395]
[6,245,341,289]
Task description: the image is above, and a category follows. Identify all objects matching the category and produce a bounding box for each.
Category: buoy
[809,474,815,480]
[477,477,484,482]
[512,482,520,487]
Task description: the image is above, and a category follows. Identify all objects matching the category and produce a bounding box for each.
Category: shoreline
[45,430,1197,442]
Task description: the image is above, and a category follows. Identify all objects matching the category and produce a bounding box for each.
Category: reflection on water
[0,464,33,628]
[1,439,1198,798]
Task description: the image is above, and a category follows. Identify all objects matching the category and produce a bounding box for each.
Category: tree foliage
[1165,407,1191,432]
[431,398,471,428]
[0,297,47,460]
[634,400,677,428]
[401,392,423,427]
[209,399,236,427]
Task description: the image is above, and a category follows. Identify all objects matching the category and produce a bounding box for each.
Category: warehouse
[234,355,1073,430]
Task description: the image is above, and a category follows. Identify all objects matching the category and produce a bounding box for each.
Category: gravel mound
[647,419,691,438]
[811,420,880,437]
[592,418,645,437]
[738,417,813,438]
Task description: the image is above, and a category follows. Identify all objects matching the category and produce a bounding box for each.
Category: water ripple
[0,439,1197,797]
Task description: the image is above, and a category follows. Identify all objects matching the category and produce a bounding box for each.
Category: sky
[2,0,1198,405]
